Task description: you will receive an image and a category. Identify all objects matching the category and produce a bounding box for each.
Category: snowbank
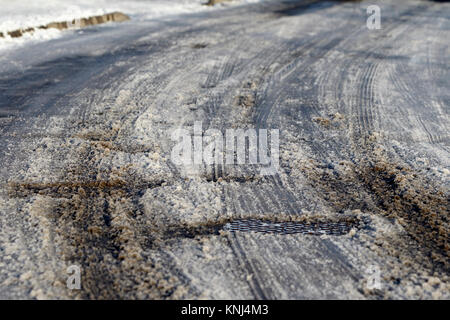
[0,0,264,51]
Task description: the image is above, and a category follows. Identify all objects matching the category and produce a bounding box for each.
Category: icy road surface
[0,0,449,299]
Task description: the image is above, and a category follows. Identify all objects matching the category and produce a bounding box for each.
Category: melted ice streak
[223,219,357,235]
